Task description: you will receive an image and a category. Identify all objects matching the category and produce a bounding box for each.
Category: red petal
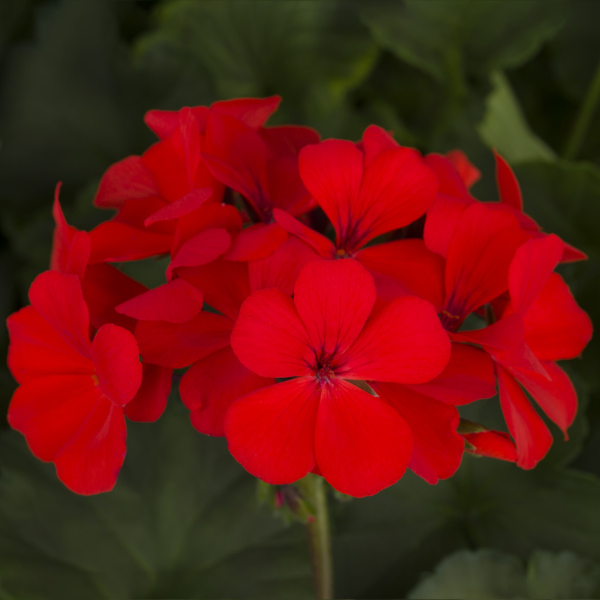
[116,279,204,324]
[144,188,212,226]
[94,156,158,208]
[357,239,445,311]
[340,296,450,384]
[225,377,319,484]
[54,399,126,495]
[124,363,172,423]
[224,223,288,261]
[212,95,281,128]
[454,317,549,381]
[144,109,186,139]
[498,340,550,381]
[299,139,363,246]
[88,221,172,263]
[7,307,94,384]
[353,146,437,248]
[264,152,314,216]
[51,186,90,280]
[178,259,249,321]
[513,361,577,436]
[260,124,320,156]
[28,271,91,357]
[110,196,169,232]
[497,365,552,469]
[135,311,232,369]
[374,382,463,484]
[451,314,524,352]
[8,375,100,461]
[142,139,190,203]
[494,151,523,210]
[273,208,335,258]
[82,264,147,332]
[463,430,517,462]
[425,154,471,200]
[508,234,563,314]
[180,346,273,436]
[172,203,242,254]
[561,241,587,263]
[446,150,481,188]
[176,107,202,183]
[294,259,376,359]
[91,324,142,407]
[444,203,528,321]
[315,379,413,497]
[249,236,321,297]
[361,125,398,165]
[406,343,496,406]
[202,113,270,219]
[167,228,231,279]
[423,193,471,258]
[231,288,312,378]
[523,272,593,361]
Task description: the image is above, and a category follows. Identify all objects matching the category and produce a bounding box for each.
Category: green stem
[306,475,334,600]
[563,58,600,160]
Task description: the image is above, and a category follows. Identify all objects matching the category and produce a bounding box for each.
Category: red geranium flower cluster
[6,96,592,497]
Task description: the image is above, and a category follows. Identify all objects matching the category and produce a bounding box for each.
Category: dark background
[0,1,599,598]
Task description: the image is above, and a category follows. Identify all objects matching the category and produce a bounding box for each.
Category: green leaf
[478,72,556,162]
[405,549,600,599]
[333,458,600,598]
[527,550,600,599]
[362,0,567,84]
[136,0,377,123]
[407,549,527,599]
[0,403,313,599]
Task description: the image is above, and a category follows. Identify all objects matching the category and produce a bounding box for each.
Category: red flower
[363,192,530,330]
[198,112,319,261]
[88,97,285,264]
[7,271,143,494]
[438,202,530,331]
[227,259,451,497]
[453,234,593,468]
[424,150,586,262]
[52,185,173,422]
[274,125,443,305]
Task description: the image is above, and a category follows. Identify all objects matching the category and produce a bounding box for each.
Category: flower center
[315,365,335,383]
[439,309,462,331]
[311,354,336,383]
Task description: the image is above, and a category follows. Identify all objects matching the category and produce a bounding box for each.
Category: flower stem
[306,474,334,599]
[563,58,600,160]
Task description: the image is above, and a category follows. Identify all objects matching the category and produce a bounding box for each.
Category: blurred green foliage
[0,1,599,598]
[407,549,600,599]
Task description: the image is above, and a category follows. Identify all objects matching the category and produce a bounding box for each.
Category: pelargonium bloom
[274,125,443,304]
[199,105,320,260]
[52,186,173,422]
[424,150,586,262]
[7,271,143,494]
[88,96,285,264]
[227,259,451,497]
[453,234,593,468]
